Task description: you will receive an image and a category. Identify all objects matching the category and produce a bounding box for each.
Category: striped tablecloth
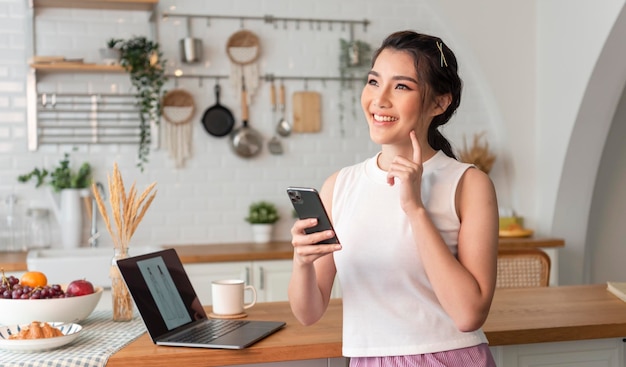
[0,310,146,367]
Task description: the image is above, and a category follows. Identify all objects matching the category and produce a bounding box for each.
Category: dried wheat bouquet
[92,163,157,250]
[459,132,496,174]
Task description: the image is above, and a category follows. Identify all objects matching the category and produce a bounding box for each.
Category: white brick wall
[0,0,498,249]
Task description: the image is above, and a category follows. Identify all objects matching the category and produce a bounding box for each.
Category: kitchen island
[106,284,626,367]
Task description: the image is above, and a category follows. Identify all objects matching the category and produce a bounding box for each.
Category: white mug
[211,279,257,315]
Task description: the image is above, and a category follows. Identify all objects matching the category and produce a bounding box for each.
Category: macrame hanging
[226,29,261,105]
[161,89,195,168]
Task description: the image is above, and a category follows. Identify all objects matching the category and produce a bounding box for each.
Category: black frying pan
[201,83,235,137]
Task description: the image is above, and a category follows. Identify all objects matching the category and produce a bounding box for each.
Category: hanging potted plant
[245,201,280,243]
[118,36,168,171]
[338,38,371,137]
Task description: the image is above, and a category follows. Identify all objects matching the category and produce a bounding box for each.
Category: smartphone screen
[286,187,339,244]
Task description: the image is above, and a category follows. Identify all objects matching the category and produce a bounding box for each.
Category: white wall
[0,0,495,249]
[1,0,624,285]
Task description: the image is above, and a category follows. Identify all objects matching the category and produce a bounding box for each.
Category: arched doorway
[552,6,626,284]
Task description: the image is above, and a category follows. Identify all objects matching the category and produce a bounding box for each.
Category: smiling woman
[288,30,499,367]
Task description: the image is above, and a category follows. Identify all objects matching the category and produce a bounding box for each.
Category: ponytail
[428,125,455,159]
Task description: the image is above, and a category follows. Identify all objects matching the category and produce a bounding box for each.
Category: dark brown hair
[371,31,462,159]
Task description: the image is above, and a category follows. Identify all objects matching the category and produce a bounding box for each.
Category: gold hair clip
[436,41,448,68]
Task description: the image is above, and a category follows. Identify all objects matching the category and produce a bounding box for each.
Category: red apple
[66,279,95,297]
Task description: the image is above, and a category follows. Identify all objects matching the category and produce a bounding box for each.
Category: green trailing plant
[245,201,280,224]
[338,39,371,137]
[118,36,168,171]
[17,152,92,192]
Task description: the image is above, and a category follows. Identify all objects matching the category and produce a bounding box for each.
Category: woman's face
[361,48,433,146]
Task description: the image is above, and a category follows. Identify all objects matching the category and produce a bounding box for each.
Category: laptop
[116,248,286,349]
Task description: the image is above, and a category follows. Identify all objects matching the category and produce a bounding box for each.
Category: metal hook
[240,18,244,28]
[206,17,211,27]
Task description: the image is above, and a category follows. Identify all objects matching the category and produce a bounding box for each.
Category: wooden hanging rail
[161,12,370,31]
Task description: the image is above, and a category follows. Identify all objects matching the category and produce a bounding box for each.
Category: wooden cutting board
[292,91,321,133]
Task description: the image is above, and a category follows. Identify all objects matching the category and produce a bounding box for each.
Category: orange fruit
[20,271,47,288]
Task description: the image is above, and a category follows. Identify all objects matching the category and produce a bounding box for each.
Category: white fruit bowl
[0,286,103,326]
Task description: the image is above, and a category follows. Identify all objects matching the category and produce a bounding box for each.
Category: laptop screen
[117,249,207,339]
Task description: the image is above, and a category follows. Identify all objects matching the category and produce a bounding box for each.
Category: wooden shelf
[30,63,125,73]
[33,0,158,11]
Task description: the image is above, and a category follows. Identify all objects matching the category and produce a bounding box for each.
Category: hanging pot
[230,84,263,158]
[201,83,235,137]
[179,17,202,63]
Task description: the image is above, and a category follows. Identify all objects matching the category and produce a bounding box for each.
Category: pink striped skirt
[349,343,496,367]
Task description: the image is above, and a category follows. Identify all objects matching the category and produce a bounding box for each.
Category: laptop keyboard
[174,319,249,344]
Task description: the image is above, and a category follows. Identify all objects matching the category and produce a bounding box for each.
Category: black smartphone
[286,186,339,244]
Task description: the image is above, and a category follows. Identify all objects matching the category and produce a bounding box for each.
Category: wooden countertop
[0,237,564,272]
[106,284,626,367]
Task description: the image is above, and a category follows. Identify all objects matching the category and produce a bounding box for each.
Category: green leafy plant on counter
[17,152,92,192]
[118,36,168,172]
[245,201,280,224]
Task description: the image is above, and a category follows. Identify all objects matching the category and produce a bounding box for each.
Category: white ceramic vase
[251,224,273,244]
[48,188,85,249]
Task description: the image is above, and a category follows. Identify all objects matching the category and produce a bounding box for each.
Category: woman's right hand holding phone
[290,218,341,266]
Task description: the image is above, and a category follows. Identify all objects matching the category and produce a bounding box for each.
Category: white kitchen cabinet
[183,260,293,306]
[490,338,625,367]
[185,259,343,307]
[252,260,293,303]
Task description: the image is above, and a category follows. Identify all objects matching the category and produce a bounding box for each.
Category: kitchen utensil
[179,17,202,64]
[276,82,291,137]
[267,81,283,155]
[1,194,25,252]
[292,91,322,133]
[201,83,235,137]
[25,208,51,249]
[230,83,263,158]
[161,89,195,167]
[226,29,261,104]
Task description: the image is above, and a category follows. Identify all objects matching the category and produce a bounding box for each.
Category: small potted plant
[17,152,92,249]
[100,38,122,65]
[245,201,280,243]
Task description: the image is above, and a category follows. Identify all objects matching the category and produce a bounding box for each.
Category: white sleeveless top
[332,151,488,357]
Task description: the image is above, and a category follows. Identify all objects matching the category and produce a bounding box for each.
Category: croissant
[9,321,63,340]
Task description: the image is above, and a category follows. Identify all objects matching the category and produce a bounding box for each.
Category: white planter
[99,48,120,65]
[47,188,85,249]
[251,224,273,244]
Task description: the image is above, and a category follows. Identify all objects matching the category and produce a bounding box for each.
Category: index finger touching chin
[410,130,422,163]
